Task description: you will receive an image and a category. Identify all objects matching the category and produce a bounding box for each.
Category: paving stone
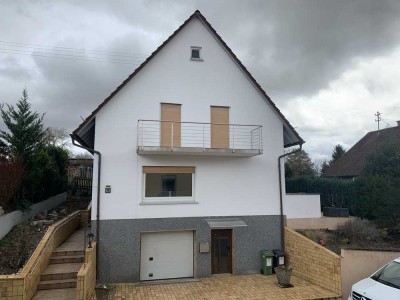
[32,287,76,300]
[90,274,341,300]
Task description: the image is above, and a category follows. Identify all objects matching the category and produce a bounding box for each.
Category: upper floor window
[190,46,203,61]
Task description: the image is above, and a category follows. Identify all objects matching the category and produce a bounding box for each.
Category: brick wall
[284,227,342,296]
[0,276,24,299]
[80,207,91,228]
[0,211,81,300]
[76,242,96,300]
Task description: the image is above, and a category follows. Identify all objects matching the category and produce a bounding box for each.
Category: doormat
[275,283,294,288]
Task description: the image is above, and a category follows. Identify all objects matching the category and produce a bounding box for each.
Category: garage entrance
[140,231,194,281]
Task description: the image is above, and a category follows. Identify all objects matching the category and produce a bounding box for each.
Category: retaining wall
[284,227,341,297]
[286,216,355,230]
[76,242,97,300]
[0,192,67,240]
[0,211,81,300]
[284,193,321,219]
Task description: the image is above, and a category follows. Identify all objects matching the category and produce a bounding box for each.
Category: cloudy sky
[1,0,400,160]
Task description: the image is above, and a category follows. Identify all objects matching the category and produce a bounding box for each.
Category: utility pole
[375,111,382,131]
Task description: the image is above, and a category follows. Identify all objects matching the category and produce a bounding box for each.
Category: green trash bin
[260,250,274,275]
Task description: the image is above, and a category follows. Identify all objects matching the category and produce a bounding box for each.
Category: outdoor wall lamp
[87,233,95,248]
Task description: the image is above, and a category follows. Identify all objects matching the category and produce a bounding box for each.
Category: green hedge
[285,176,357,211]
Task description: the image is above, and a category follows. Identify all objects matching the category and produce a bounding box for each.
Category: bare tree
[44,127,71,153]
[74,152,93,159]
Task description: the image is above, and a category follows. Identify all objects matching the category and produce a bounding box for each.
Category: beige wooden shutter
[160,103,181,147]
[211,106,230,148]
[143,166,195,173]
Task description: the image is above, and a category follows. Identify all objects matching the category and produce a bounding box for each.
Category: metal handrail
[28,211,81,276]
[138,119,263,151]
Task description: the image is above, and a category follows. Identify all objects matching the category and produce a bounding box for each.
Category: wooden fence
[74,178,92,190]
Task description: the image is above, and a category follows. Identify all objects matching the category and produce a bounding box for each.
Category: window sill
[190,58,204,62]
[140,200,198,205]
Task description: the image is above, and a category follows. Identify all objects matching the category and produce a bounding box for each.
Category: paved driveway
[96,274,340,300]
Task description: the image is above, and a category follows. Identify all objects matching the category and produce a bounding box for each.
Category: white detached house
[72,10,303,283]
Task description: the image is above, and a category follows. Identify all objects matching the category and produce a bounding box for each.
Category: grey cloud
[1,0,400,158]
[32,53,134,131]
[0,57,32,81]
[5,0,400,100]
[195,0,400,99]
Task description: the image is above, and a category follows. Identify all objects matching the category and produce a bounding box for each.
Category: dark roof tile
[324,125,400,177]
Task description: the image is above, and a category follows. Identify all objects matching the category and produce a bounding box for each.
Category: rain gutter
[70,134,101,279]
[278,143,303,250]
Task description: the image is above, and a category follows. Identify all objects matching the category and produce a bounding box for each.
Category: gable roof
[72,10,304,149]
[324,124,400,177]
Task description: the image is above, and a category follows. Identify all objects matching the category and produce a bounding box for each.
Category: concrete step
[50,254,84,264]
[37,278,77,290]
[32,288,76,300]
[41,263,82,281]
[52,250,85,257]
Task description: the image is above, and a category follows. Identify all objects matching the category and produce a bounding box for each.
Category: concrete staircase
[32,228,86,300]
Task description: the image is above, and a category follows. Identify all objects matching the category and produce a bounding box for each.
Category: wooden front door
[211,229,232,274]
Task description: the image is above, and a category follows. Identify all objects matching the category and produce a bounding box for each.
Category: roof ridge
[368,125,399,134]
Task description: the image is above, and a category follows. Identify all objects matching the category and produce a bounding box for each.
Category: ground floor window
[143,166,195,203]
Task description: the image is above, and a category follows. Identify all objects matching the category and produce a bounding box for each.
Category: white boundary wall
[0,192,67,239]
[284,193,321,219]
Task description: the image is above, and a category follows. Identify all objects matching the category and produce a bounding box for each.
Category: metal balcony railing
[137,120,263,156]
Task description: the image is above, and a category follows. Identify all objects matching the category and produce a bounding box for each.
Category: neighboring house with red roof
[71,10,304,283]
[324,122,400,179]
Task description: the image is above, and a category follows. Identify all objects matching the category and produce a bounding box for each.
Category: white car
[349,258,400,300]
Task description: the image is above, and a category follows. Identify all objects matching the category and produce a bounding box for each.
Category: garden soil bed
[298,228,400,255]
[0,196,90,275]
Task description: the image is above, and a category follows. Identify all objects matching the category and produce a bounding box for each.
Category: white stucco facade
[88,17,295,221]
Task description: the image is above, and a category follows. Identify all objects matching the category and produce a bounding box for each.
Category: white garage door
[140,231,194,281]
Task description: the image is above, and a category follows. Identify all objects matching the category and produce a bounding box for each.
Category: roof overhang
[283,124,304,148]
[72,117,95,149]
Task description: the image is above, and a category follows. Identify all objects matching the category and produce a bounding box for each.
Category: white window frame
[142,171,196,205]
[190,46,203,61]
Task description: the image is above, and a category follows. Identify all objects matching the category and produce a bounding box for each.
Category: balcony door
[161,103,181,147]
[211,106,229,148]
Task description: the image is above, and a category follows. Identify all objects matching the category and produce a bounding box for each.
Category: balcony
[137,120,263,156]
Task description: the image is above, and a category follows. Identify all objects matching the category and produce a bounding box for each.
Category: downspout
[70,134,101,278]
[278,143,303,250]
